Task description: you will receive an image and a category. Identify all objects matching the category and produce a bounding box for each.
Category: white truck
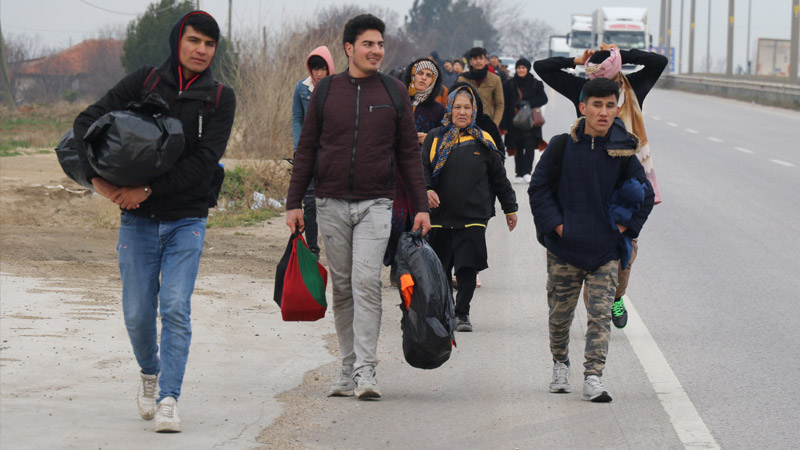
[591,7,650,74]
[567,14,593,76]
[549,35,570,58]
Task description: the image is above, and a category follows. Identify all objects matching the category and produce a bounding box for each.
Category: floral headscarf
[432,85,500,179]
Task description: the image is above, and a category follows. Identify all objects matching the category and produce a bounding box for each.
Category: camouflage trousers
[546,251,619,377]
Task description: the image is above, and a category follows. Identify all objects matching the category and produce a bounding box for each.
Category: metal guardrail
[657,74,800,110]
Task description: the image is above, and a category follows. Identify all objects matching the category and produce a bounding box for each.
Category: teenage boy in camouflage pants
[528,78,653,402]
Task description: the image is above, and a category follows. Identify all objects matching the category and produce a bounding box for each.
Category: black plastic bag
[83,96,184,186]
[395,230,456,369]
[55,129,95,189]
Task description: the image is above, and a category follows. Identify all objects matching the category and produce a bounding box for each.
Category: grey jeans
[315,197,393,371]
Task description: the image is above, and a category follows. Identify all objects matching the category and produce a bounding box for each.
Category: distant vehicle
[591,7,651,74]
[567,14,593,77]
[499,56,516,75]
[549,35,570,58]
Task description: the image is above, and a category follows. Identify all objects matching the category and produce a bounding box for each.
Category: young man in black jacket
[529,78,653,402]
[73,11,236,433]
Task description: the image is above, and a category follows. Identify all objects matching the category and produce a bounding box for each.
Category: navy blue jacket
[528,118,654,271]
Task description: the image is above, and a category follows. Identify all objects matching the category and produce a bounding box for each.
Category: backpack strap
[315,75,333,134]
[548,133,570,196]
[377,72,404,131]
[141,67,161,95]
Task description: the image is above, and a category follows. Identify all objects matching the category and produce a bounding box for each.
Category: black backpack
[142,67,226,207]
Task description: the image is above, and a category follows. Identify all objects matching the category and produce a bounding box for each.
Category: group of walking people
[288,13,666,404]
[75,8,667,435]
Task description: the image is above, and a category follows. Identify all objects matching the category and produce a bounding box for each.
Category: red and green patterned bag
[276,233,327,321]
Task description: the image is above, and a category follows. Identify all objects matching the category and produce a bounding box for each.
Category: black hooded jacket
[73,11,236,221]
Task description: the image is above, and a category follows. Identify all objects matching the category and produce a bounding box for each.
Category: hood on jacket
[306,46,336,86]
[168,11,218,88]
[569,117,640,157]
[403,57,443,107]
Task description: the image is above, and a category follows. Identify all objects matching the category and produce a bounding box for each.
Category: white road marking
[624,299,720,450]
[667,122,679,127]
[707,137,723,143]
[686,129,699,134]
[734,147,754,154]
[769,159,795,167]
[651,116,662,121]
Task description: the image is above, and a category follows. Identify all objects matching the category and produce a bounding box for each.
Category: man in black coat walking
[73,11,236,433]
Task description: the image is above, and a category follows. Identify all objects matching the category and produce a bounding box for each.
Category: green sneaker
[611,297,628,329]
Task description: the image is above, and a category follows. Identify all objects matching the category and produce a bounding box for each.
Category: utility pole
[791,0,799,83]
[689,0,696,73]
[227,0,232,44]
[667,0,673,63]
[679,0,685,73]
[745,0,751,74]
[0,19,16,109]
[726,0,734,76]
[707,0,712,72]
[660,0,667,51]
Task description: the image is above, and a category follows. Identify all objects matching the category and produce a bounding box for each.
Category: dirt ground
[0,154,288,283]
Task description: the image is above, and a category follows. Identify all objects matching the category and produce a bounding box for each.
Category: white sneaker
[513,176,525,184]
[328,366,355,397]
[137,373,157,420]
[549,362,571,393]
[582,375,612,402]
[353,366,381,400]
[523,174,532,183]
[154,397,182,433]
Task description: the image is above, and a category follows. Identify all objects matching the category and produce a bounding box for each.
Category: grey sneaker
[582,375,612,402]
[550,362,571,393]
[137,373,158,420]
[353,366,381,400]
[154,397,182,433]
[455,315,473,332]
[327,366,355,397]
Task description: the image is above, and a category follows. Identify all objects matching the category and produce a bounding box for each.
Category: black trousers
[512,134,539,177]
[428,227,487,318]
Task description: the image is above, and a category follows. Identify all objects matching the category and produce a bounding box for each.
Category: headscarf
[432,85,501,179]
[408,60,439,108]
[585,47,622,80]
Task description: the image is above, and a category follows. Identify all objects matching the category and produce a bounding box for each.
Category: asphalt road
[294,87,800,449]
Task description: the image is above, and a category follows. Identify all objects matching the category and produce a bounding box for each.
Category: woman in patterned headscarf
[420,85,518,332]
[385,59,446,283]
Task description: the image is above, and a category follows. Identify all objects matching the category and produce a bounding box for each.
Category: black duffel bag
[83,94,184,187]
[55,129,95,189]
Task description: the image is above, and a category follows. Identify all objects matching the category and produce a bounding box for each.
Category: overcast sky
[1,0,795,72]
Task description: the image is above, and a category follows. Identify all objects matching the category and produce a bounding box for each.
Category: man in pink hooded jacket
[291,46,335,258]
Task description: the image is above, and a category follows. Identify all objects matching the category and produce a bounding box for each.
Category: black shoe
[455,315,472,332]
[611,297,628,329]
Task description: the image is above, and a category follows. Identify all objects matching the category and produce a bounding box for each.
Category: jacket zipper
[369,104,391,112]
[349,84,361,199]
[591,137,595,150]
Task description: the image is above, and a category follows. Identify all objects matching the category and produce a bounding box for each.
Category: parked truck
[549,35,570,58]
[591,7,650,74]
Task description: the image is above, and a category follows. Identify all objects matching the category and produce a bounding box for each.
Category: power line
[77,0,178,16]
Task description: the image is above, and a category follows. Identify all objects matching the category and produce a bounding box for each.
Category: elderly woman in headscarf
[385,58,446,282]
[421,85,518,332]
[533,43,668,329]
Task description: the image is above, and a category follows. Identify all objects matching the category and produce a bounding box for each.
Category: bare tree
[500,17,555,60]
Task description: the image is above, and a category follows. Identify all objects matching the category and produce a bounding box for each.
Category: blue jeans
[117,211,206,402]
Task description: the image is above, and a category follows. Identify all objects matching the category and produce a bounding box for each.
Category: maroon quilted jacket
[287,69,429,213]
